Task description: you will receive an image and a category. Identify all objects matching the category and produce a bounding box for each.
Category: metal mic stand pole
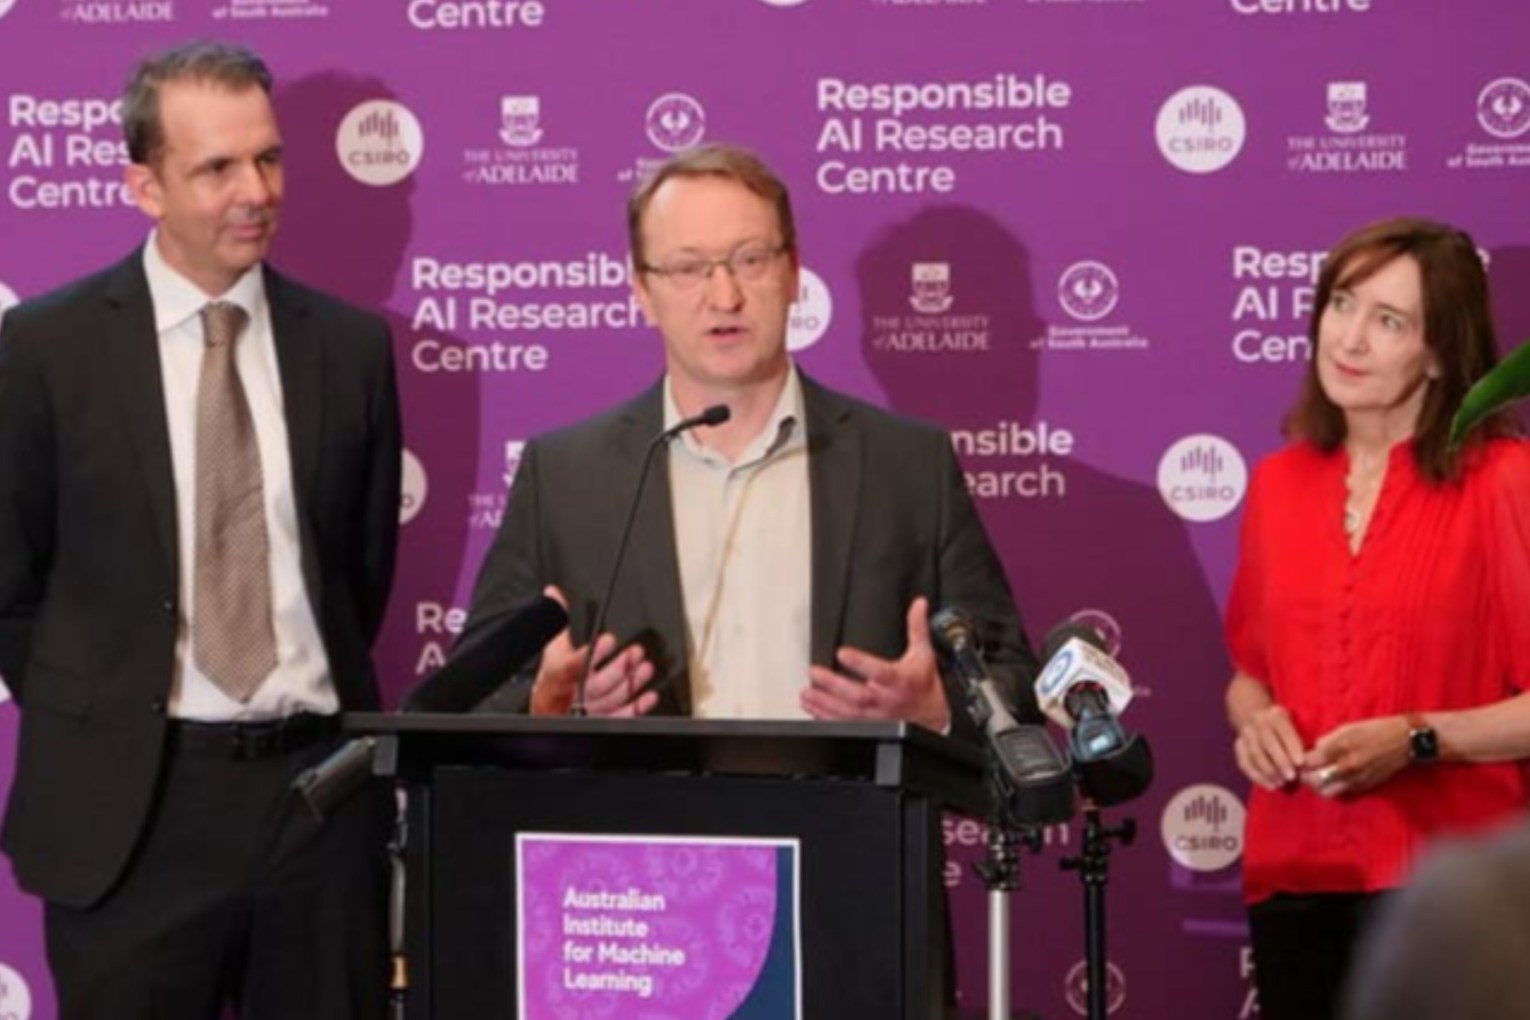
[974,769,1041,1020]
[387,790,409,1020]
[1060,806,1136,1020]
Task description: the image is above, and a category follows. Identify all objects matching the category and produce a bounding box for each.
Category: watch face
[1410,726,1440,762]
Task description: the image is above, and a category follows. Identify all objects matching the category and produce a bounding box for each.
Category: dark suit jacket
[462,375,1038,729]
[0,250,402,908]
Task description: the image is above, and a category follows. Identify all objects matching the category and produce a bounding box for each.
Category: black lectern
[346,714,987,1020]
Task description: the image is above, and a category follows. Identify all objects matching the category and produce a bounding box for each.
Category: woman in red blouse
[1225,217,1530,1020]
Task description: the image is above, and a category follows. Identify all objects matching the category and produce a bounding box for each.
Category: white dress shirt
[667,366,812,719]
[143,234,337,721]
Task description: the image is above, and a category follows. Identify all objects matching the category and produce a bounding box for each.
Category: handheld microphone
[292,595,569,818]
[1034,621,1153,806]
[572,403,730,715]
[931,607,1074,827]
[1035,623,1134,759]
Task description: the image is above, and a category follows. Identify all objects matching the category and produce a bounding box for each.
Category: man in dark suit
[0,41,401,1020]
[463,144,1034,730]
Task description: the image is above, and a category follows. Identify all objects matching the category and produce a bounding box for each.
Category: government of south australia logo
[1065,960,1126,1017]
[1478,78,1530,139]
[646,93,706,152]
[337,100,424,187]
[1325,82,1368,134]
[1161,784,1245,872]
[909,263,953,314]
[1058,261,1119,322]
[499,96,543,147]
[1156,86,1246,174]
[1157,434,1247,522]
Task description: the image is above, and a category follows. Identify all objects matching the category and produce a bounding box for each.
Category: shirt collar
[664,363,806,467]
[141,229,267,336]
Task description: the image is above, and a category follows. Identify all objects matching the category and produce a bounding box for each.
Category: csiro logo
[1477,77,1530,140]
[1155,85,1246,174]
[1157,434,1247,523]
[1057,261,1119,322]
[337,100,425,187]
[0,279,19,329]
[645,93,706,153]
[401,448,428,524]
[1161,783,1245,872]
[0,962,33,1020]
[787,266,832,352]
[1065,960,1126,1016]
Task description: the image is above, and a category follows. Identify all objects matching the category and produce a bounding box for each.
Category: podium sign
[517,833,801,1018]
[349,715,986,1019]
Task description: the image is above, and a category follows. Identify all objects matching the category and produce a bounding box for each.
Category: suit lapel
[804,377,862,667]
[265,268,324,600]
[102,254,179,574]
[622,387,693,713]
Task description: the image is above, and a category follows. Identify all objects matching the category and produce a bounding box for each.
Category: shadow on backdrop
[856,205,1238,1018]
[272,72,479,706]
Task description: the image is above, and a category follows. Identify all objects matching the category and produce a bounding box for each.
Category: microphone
[1034,622,1152,807]
[292,595,569,818]
[1035,623,1134,759]
[572,403,730,715]
[403,595,568,713]
[931,607,1074,827]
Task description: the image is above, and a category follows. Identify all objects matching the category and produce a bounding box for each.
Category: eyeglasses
[640,245,788,290]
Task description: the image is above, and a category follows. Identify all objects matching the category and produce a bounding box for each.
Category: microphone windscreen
[699,403,731,426]
[402,595,568,713]
[1073,733,1154,807]
[1041,620,1106,661]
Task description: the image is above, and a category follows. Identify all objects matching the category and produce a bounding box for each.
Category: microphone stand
[1059,805,1137,1020]
[973,767,1043,1020]
[572,404,729,715]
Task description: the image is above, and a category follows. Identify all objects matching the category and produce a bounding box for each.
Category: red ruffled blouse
[1226,438,1530,905]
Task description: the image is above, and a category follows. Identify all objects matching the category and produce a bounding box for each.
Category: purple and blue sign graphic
[517,833,800,1019]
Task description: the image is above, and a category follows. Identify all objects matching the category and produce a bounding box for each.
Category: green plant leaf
[1451,340,1530,447]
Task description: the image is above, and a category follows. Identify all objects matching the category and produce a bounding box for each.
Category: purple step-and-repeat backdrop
[3,0,1530,1016]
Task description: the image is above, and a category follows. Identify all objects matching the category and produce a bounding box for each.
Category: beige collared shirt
[666,367,812,719]
[143,234,336,721]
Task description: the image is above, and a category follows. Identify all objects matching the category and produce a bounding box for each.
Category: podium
[347,713,989,1019]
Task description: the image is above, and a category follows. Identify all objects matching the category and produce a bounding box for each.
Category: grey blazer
[461,373,1037,733]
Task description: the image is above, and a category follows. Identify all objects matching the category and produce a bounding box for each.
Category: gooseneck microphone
[931,606,1075,827]
[572,403,730,716]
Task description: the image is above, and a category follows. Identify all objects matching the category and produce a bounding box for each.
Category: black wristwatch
[1406,713,1439,764]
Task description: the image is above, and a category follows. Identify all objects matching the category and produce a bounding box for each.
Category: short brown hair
[123,40,273,165]
[627,143,797,271]
[1284,216,1513,482]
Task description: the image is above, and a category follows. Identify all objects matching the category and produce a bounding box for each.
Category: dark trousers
[44,726,391,1020]
[1248,891,1390,1020]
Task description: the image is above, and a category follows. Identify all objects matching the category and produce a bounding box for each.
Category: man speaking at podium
[464,143,1036,733]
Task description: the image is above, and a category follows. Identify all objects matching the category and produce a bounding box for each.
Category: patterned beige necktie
[193,301,278,703]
